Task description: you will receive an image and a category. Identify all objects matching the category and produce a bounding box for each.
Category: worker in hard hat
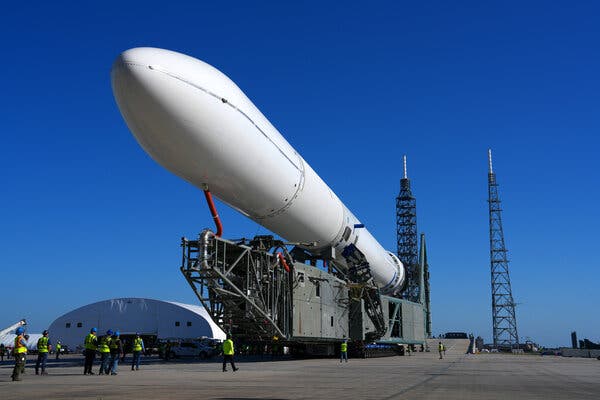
[11,326,28,381]
[340,339,348,363]
[84,327,98,375]
[222,334,238,372]
[35,330,52,375]
[131,332,145,371]
[164,340,172,361]
[55,341,62,360]
[438,341,444,359]
[109,330,123,375]
[98,329,113,375]
[271,335,279,360]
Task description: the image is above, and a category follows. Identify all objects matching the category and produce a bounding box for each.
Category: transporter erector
[111,47,414,346]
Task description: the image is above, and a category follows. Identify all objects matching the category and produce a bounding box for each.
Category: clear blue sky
[1,1,598,347]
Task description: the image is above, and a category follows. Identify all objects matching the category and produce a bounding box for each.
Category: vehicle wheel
[199,351,207,359]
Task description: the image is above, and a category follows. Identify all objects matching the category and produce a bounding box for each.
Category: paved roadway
[0,342,598,399]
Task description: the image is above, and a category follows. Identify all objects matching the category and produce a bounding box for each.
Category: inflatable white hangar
[48,298,225,350]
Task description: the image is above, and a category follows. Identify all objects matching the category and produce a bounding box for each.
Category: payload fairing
[111,47,405,295]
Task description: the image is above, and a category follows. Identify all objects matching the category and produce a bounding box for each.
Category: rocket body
[111,47,405,294]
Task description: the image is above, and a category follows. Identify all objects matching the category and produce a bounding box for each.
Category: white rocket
[111,47,405,295]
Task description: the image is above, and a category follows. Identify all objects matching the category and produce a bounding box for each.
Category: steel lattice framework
[419,233,432,338]
[396,156,420,302]
[487,149,519,348]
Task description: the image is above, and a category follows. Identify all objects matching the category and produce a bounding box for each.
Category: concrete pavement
[0,349,598,399]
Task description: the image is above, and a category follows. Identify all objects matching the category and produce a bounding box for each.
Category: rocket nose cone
[110,51,136,100]
[119,47,161,64]
[110,48,179,172]
[110,47,216,188]
[113,47,176,69]
[111,47,215,82]
[113,47,172,70]
[111,48,162,93]
[110,48,180,96]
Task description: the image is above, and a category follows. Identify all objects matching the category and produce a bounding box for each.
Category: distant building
[444,332,468,339]
[48,298,225,350]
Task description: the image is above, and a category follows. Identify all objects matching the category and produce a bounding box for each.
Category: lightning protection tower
[487,149,519,348]
[396,155,419,302]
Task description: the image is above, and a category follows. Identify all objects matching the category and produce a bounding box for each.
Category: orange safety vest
[15,335,27,354]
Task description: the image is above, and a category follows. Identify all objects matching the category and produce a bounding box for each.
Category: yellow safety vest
[110,337,120,350]
[341,342,348,352]
[223,339,234,355]
[85,333,97,350]
[15,335,27,354]
[98,336,111,353]
[133,338,143,352]
[439,343,444,351]
[37,336,49,353]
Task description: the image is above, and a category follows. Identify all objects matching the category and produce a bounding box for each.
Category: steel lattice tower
[487,149,519,348]
[396,156,419,302]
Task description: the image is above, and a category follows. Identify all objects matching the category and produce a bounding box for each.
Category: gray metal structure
[180,230,426,351]
[349,294,425,344]
[180,234,292,340]
[487,149,519,348]
[180,233,349,343]
[396,156,420,303]
[419,233,432,338]
[395,156,431,339]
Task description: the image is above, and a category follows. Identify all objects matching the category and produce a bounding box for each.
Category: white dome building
[48,298,225,350]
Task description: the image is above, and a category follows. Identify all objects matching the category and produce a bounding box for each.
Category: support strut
[203,190,223,237]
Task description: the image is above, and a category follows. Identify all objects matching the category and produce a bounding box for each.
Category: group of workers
[10,327,58,381]
[83,328,145,375]
[8,327,145,381]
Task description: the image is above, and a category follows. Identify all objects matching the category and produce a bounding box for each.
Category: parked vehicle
[167,340,217,359]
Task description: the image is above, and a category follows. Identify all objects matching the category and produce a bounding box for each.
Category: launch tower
[396,156,420,303]
[487,149,519,348]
